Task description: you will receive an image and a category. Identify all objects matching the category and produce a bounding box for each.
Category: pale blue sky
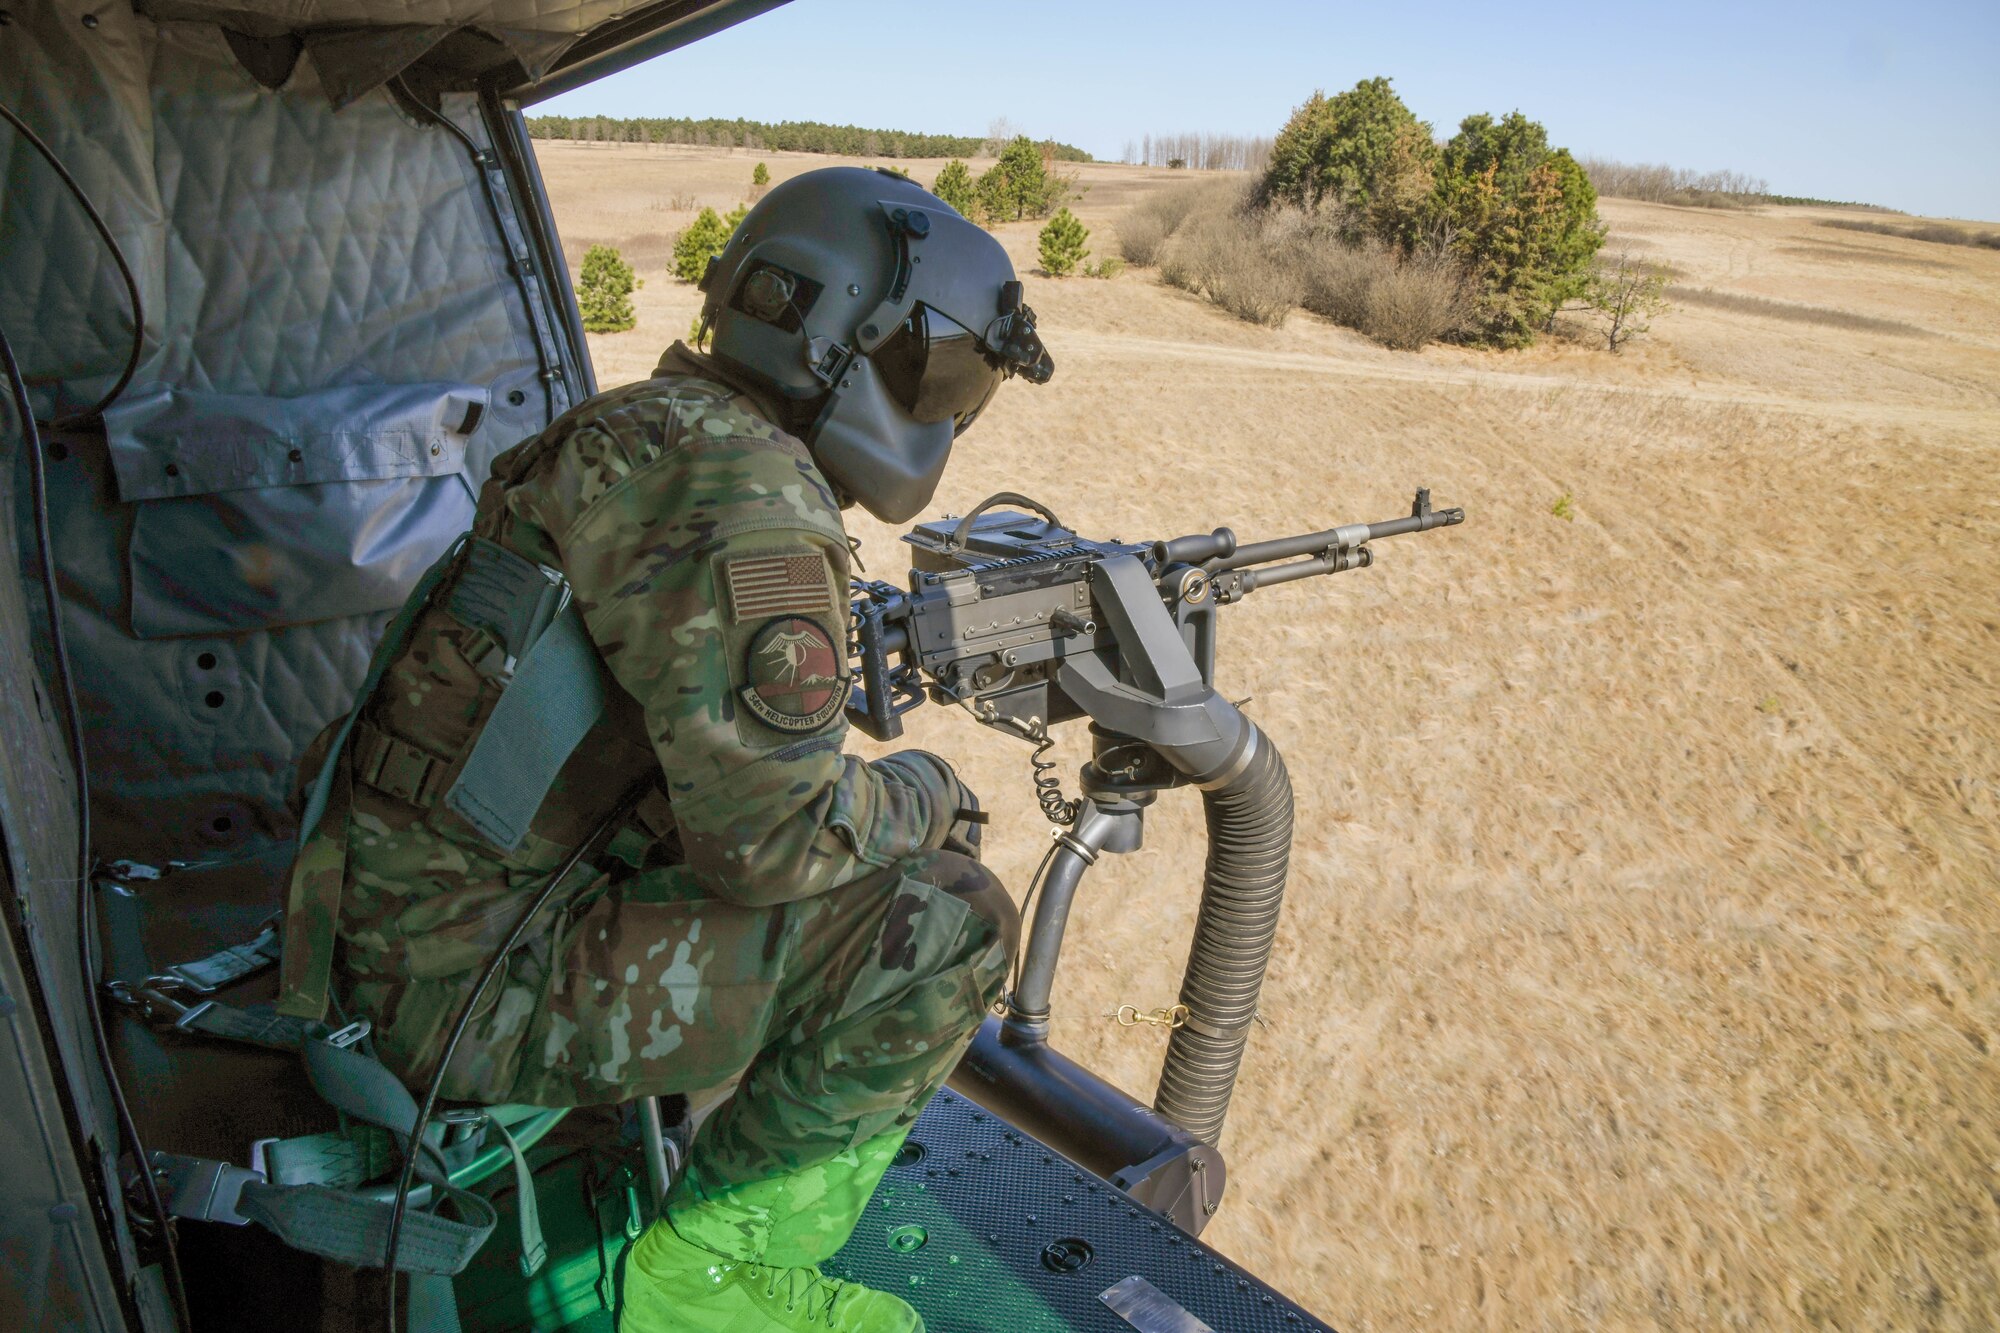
[538,1,2000,221]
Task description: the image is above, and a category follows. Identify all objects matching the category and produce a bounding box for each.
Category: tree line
[526,114,1091,162]
[1577,157,1885,211]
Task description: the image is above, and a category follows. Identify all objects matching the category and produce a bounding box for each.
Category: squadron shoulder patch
[741,616,849,733]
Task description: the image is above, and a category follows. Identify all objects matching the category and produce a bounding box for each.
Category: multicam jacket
[276,344,957,1020]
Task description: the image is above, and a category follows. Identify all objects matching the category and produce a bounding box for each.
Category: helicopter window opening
[203,690,225,709]
[196,651,217,670]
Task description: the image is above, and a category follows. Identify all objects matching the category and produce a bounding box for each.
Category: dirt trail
[1056,326,2000,427]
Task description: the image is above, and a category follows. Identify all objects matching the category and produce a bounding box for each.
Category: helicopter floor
[450,1089,1334,1333]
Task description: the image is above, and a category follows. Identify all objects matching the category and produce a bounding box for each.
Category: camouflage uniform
[277,344,1014,1261]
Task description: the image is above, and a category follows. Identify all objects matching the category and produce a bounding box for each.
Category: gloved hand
[876,751,987,858]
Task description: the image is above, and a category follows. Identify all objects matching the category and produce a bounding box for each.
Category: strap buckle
[150,1151,265,1226]
[324,1018,373,1050]
[104,978,204,1028]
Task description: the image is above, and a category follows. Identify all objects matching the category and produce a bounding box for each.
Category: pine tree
[977,136,1060,221]
[671,206,750,283]
[576,244,637,333]
[932,159,977,218]
[752,161,770,188]
[1432,112,1606,344]
[1258,78,1438,240]
[1038,208,1090,276]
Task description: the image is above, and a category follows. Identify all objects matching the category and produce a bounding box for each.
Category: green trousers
[342,846,1014,1256]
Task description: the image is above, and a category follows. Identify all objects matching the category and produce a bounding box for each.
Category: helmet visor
[874,303,1004,434]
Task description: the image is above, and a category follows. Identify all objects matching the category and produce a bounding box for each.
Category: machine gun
[848,486,1463,1232]
[848,485,1463,752]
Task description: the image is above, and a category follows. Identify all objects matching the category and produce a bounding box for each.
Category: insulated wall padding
[149,26,535,407]
[0,1,167,421]
[30,421,388,849]
[48,580,388,854]
[6,17,578,860]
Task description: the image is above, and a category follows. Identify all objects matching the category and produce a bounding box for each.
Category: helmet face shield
[874,304,1005,433]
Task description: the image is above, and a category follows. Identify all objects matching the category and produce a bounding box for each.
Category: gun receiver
[847,487,1464,745]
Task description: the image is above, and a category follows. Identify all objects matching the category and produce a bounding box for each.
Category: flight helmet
[697,166,1054,522]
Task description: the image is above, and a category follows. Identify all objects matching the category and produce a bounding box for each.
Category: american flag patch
[724,550,832,622]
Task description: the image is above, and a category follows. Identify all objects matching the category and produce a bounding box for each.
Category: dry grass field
[538,143,2000,1331]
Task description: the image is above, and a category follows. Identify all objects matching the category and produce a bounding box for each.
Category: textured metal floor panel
[828,1090,1337,1333]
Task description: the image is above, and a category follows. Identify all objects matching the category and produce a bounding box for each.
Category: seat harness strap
[158,917,283,993]
[151,1026,499,1283]
[276,536,468,1020]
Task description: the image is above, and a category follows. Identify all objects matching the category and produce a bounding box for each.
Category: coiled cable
[1027,722,1080,827]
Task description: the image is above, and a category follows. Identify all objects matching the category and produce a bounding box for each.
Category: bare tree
[1578,157,1770,205]
[983,116,1022,156]
[1587,250,1670,351]
[1134,131,1274,172]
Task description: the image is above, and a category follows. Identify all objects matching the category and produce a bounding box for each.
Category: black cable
[0,101,145,427]
[382,789,641,1331]
[2,328,191,1329]
[390,76,559,423]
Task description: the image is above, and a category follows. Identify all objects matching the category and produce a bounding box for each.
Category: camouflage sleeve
[551,406,954,907]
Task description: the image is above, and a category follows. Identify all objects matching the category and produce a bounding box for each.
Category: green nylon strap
[177,999,317,1051]
[407,1273,463,1333]
[258,1033,501,1273]
[265,1125,401,1192]
[441,600,609,852]
[162,920,282,993]
[306,1024,548,1280]
[277,537,467,1020]
[489,1114,548,1278]
[304,1032,425,1137]
[233,1177,495,1276]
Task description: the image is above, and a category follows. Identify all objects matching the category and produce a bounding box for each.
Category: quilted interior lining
[3,4,578,857]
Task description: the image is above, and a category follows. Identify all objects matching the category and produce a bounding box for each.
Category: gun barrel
[1361,507,1465,542]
